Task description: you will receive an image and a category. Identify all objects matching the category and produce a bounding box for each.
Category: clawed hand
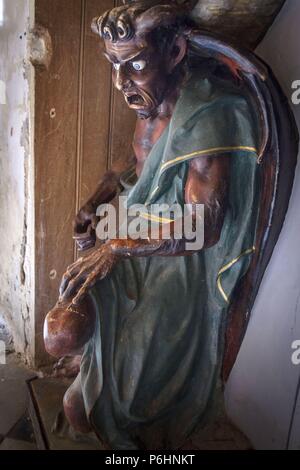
[59,244,118,305]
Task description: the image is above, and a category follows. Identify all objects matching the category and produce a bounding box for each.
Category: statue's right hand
[73,202,99,251]
[59,244,117,304]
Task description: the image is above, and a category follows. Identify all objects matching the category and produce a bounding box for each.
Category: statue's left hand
[59,244,117,305]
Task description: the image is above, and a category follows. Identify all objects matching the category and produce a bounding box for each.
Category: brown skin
[65,34,229,303]
[63,374,91,433]
[73,35,186,248]
[45,33,230,433]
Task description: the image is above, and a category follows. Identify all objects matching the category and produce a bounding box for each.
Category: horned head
[91,0,198,43]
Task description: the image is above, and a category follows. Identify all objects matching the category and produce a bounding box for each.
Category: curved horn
[93,1,198,39]
[134,4,185,36]
[188,32,268,80]
[188,31,270,161]
[91,11,110,35]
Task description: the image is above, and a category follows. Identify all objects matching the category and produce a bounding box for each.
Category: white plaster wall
[0,0,35,363]
[225,0,300,450]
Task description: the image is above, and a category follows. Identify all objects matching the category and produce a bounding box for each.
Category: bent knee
[63,376,91,433]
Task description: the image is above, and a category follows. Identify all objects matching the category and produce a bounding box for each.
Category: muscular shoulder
[188,154,230,183]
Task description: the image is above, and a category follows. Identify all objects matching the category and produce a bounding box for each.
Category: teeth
[127,94,143,105]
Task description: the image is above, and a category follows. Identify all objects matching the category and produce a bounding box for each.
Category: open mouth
[125,93,145,107]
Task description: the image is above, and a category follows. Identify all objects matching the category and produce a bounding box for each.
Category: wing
[192,0,286,49]
[122,0,286,49]
[187,30,298,379]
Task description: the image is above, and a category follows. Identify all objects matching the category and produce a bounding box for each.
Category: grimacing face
[104,36,177,119]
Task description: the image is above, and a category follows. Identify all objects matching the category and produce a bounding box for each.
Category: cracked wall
[0,0,34,364]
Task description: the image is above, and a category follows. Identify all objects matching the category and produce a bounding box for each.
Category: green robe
[80,72,261,449]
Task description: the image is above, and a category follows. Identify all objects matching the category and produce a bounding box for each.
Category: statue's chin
[135,100,160,120]
[123,103,158,120]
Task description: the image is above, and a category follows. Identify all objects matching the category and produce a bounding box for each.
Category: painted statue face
[104,37,174,119]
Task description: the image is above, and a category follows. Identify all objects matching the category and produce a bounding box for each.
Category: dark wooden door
[34,0,136,365]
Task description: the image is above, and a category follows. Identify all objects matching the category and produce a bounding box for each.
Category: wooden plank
[34,0,136,366]
[34,0,82,365]
[27,377,102,450]
[27,378,48,450]
[109,0,136,167]
[78,0,114,207]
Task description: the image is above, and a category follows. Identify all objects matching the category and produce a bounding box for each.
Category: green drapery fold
[81,72,261,449]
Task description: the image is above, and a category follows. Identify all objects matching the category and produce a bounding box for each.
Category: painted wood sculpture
[44,0,298,449]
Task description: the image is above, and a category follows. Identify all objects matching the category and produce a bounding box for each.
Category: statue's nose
[114,67,132,92]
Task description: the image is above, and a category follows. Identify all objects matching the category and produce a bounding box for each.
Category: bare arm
[185,154,229,247]
[73,153,136,251]
[61,154,230,303]
[89,153,137,206]
[108,153,230,257]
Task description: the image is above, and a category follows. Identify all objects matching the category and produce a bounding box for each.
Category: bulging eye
[113,63,120,71]
[131,60,146,71]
